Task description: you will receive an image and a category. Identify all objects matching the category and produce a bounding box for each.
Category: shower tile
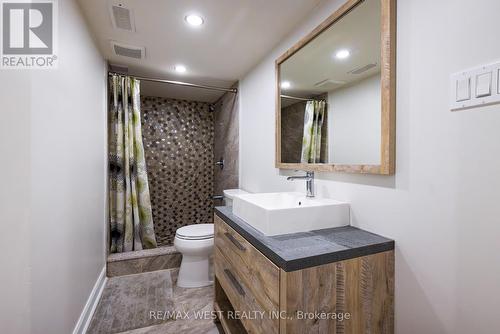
[281,97,328,163]
[213,91,239,199]
[107,252,182,277]
[281,101,307,163]
[141,97,214,246]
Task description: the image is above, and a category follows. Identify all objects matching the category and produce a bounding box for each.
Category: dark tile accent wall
[141,96,214,246]
[281,100,306,163]
[214,91,239,200]
[280,100,328,163]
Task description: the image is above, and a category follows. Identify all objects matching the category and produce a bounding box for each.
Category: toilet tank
[223,189,249,207]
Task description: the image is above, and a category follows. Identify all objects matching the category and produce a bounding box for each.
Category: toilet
[174,223,214,288]
[174,189,249,288]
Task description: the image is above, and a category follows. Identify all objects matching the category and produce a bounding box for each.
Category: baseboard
[72,266,107,334]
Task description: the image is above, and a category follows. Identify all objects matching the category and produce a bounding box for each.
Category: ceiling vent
[314,79,346,91]
[109,2,135,31]
[348,63,377,75]
[110,41,145,59]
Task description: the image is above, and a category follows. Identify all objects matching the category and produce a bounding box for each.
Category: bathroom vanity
[213,207,394,334]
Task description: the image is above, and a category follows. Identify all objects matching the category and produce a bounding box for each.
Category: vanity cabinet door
[279,251,394,334]
[214,215,280,333]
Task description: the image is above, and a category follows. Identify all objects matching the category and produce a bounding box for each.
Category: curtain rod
[280,94,314,101]
[108,71,238,94]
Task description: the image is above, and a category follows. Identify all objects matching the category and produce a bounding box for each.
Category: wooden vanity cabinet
[214,214,280,333]
[214,214,394,334]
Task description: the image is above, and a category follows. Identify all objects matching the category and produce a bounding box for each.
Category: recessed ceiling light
[185,14,204,26]
[335,49,350,59]
[174,64,186,73]
[281,81,291,89]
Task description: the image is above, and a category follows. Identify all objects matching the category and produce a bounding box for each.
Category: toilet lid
[176,224,214,240]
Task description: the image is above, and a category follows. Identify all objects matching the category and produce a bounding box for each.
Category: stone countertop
[215,206,394,272]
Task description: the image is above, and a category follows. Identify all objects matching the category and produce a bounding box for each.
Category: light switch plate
[475,72,492,97]
[498,69,500,94]
[456,78,470,102]
[450,61,500,111]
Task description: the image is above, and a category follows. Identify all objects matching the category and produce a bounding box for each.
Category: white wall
[239,0,500,333]
[328,74,381,164]
[0,0,107,333]
[0,72,32,334]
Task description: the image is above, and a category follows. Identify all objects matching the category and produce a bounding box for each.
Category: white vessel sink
[232,192,350,236]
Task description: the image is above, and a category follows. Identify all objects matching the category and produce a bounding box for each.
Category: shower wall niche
[141,96,214,246]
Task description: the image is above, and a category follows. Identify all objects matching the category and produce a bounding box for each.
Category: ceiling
[280,0,381,102]
[78,0,324,102]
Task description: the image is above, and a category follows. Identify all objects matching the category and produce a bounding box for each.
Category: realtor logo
[1,0,58,68]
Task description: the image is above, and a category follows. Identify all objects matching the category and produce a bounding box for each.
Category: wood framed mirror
[275,0,396,174]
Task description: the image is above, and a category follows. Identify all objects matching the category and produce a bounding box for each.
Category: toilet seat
[175,223,214,240]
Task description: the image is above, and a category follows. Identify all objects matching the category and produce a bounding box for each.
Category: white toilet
[174,223,214,288]
[174,190,248,288]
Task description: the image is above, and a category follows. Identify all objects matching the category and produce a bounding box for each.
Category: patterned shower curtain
[109,74,157,253]
[301,100,326,163]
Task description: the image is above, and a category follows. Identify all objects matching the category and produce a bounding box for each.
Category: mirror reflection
[279,0,381,165]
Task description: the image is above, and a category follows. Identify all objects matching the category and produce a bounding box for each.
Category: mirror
[276,0,395,174]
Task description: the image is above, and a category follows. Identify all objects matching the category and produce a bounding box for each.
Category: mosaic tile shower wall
[141,96,214,246]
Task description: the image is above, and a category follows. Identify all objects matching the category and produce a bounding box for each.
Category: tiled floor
[88,269,223,334]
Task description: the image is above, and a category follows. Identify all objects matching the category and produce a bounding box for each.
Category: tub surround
[215,206,394,271]
[107,246,181,277]
[141,96,214,246]
[214,90,240,199]
[281,98,328,164]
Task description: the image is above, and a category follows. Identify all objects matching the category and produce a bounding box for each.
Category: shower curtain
[108,74,157,253]
[301,100,326,163]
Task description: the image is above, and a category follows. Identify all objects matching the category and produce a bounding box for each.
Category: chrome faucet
[287,171,315,198]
